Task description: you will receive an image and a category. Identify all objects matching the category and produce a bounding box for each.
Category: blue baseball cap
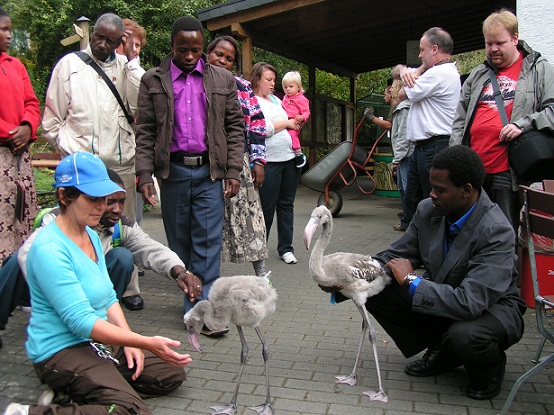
[54,152,125,197]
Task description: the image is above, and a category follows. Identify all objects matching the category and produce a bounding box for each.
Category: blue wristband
[408,277,422,297]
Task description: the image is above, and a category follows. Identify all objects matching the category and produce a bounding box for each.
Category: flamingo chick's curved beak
[188,331,202,353]
[304,216,320,249]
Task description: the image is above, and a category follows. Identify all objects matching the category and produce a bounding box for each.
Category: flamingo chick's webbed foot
[335,373,357,386]
[363,388,389,403]
[210,404,238,415]
[249,402,274,415]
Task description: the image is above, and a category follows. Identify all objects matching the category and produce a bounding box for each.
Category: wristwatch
[403,273,419,289]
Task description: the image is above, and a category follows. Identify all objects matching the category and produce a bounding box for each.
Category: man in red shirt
[450,8,554,229]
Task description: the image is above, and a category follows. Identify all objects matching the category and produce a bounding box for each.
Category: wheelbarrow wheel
[317,191,343,217]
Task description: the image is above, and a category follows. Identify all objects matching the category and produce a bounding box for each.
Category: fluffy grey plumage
[185,276,277,337]
[304,205,390,402]
[184,275,277,415]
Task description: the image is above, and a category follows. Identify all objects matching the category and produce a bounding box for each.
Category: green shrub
[34,167,56,207]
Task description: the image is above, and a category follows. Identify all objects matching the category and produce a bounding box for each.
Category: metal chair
[498,185,554,414]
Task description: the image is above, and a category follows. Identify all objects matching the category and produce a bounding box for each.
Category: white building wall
[518,0,554,62]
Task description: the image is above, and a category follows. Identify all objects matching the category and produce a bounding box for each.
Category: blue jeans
[160,163,224,313]
[0,252,28,330]
[258,159,301,256]
[404,138,449,225]
[105,247,134,300]
[396,158,410,227]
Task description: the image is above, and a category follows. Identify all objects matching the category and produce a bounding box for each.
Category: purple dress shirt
[170,58,208,154]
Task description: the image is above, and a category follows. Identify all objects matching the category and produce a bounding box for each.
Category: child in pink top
[281,71,310,168]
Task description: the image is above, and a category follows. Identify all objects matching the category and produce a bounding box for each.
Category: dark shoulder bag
[75,51,135,126]
[488,67,554,181]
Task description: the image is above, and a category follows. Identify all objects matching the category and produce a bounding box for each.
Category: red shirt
[0,52,40,140]
[469,52,523,174]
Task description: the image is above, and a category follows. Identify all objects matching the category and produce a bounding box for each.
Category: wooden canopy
[198,0,517,162]
[198,0,516,79]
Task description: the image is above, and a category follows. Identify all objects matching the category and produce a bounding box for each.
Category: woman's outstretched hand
[148,336,192,367]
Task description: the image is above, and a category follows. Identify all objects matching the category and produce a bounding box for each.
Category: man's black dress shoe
[121,295,144,311]
[404,345,459,377]
[466,352,506,400]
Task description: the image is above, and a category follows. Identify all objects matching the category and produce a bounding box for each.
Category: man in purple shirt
[135,16,244,336]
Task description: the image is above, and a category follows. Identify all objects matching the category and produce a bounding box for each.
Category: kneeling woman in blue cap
[4,152,191,415]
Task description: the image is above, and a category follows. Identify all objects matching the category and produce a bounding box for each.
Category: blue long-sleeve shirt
[25,221,118,363]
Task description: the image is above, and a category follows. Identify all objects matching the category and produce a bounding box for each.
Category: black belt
[170,152,209,166]
[415,135,450,149]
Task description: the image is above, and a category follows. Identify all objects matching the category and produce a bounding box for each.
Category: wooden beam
[204,0,326,32]
[210,26,359,78]
[231,22,249,39]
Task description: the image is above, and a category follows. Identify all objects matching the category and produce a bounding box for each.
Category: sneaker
[37,387,55,406]
[17,305,32,313]
[200,324,229,337]
[393,223,407,232]
[19,299,32,313]
[138,268,145,277]
[280,252,297,264]
[3,403,30,415]
[295,153,306,168]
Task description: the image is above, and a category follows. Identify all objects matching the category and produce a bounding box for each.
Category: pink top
[281,92,310,124]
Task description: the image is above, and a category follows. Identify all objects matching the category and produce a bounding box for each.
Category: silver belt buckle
[183,156,201,166]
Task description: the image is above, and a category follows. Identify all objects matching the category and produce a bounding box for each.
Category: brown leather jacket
[135,54,244,187]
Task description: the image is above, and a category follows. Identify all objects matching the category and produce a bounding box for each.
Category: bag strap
[487,67,509,127]
[75,51,134,125]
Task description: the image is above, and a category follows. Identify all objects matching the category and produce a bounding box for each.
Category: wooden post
[231,22,252,78]
[241,37,253,79]
[76,16,90,50]
[308,64,317,167]
[60,16,90,48]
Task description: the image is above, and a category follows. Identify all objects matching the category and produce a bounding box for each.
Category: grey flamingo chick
[184,275,277,415]
[304,206,390,402]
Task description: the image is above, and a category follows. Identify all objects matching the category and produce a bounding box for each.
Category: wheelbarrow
[300,118,389,217]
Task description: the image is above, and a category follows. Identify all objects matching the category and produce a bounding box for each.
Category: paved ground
[1,183,553,415]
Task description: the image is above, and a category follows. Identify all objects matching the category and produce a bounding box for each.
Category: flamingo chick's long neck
[306,214,335,287]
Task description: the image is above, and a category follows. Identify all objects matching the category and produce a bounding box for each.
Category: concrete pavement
[1,183,552,414]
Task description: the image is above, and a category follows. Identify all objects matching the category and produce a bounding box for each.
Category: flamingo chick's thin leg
[210,326,248,415]
[359,305,388,403]
[335,304,368,387]
[248,326,274,415]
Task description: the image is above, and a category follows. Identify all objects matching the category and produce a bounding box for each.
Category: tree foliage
[1,0,227,100]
